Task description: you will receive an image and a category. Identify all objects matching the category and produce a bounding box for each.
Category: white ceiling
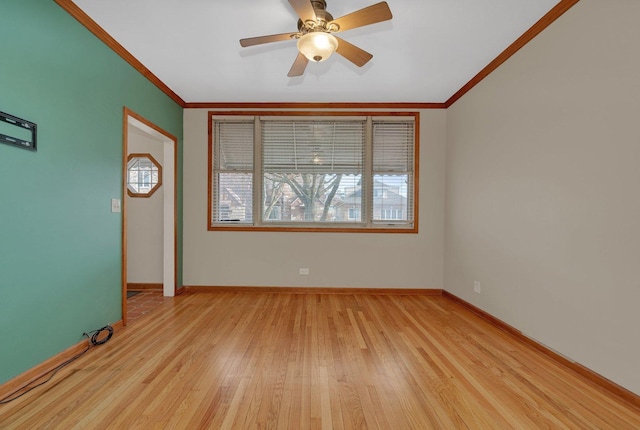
[71,0,561,104]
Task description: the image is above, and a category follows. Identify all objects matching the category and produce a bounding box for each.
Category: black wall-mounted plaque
[0,111,37,151]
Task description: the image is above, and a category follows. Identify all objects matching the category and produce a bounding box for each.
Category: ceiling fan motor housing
[298,0,335,32]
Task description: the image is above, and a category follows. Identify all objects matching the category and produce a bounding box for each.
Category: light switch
[111,198,121,213]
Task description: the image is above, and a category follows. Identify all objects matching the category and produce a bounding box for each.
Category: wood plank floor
[1,292,639,429]
[126,290,168,322]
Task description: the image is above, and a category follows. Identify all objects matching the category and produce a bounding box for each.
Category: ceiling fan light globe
[297,32,338,62]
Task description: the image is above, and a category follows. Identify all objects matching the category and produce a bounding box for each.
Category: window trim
[207,111,419,233]
[126,153,163,198]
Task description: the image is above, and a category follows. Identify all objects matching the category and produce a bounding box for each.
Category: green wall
[0,0,183,385]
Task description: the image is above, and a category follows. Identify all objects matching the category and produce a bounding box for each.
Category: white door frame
[122,107,177,324]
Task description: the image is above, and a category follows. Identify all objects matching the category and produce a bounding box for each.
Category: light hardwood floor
[1,292,639,429]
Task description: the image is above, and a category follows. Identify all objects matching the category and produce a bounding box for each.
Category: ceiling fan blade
[287,52,309,77]
[335,37,373,67]
[288,0,317,22]
[240,32,298,47]
[329,2,392,33]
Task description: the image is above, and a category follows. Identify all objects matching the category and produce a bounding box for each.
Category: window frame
[208,111,419,233]
[126,153,163,198]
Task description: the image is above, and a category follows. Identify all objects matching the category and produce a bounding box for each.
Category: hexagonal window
[127,153,162,197]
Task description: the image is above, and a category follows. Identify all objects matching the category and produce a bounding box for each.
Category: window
[209,112,418,232]
[127,153,162,197]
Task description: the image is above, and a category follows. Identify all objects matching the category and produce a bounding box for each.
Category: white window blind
[372,120,415,224]
[212,121,254,223]
[261,120,365,223]
[262,120,365,173]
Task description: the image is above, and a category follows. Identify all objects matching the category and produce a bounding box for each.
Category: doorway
[122,107,177,325]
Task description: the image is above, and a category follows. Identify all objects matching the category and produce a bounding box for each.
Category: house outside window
[347,208,361,220]
[209,111,418,233]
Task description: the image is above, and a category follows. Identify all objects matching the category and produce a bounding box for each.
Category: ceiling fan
[239,0,392,77]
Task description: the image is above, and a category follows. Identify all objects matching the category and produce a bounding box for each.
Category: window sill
[208,224,418,233]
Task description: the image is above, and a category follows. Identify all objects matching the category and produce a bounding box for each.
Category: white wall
[126,127,164,284]
[445,0,640,394]
[183,108,446,289]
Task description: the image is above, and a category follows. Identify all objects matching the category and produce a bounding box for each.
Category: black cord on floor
[86,325,114,346]
[0,325,114,405]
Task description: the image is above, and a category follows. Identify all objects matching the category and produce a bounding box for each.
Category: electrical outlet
[474,281,481,294]
[299,268,309,275]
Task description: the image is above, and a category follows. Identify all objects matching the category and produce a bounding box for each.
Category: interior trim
[54,0,185,107]
[122,107,179,324]
[442,290,640,409]
[187,102,446,109]
[127,283,163,291]
[55,0,578,108]
[183,286,443,296]
[0,320,124,402]
[126,153,163,198]
[207,110,420,233]
[444,0,580,107]
[4,289,638,409]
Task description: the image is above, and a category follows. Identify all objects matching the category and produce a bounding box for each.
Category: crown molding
[54,0,185,107]
[445,0,580,108]
[55,0,579,109]
[184,102,446,109]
